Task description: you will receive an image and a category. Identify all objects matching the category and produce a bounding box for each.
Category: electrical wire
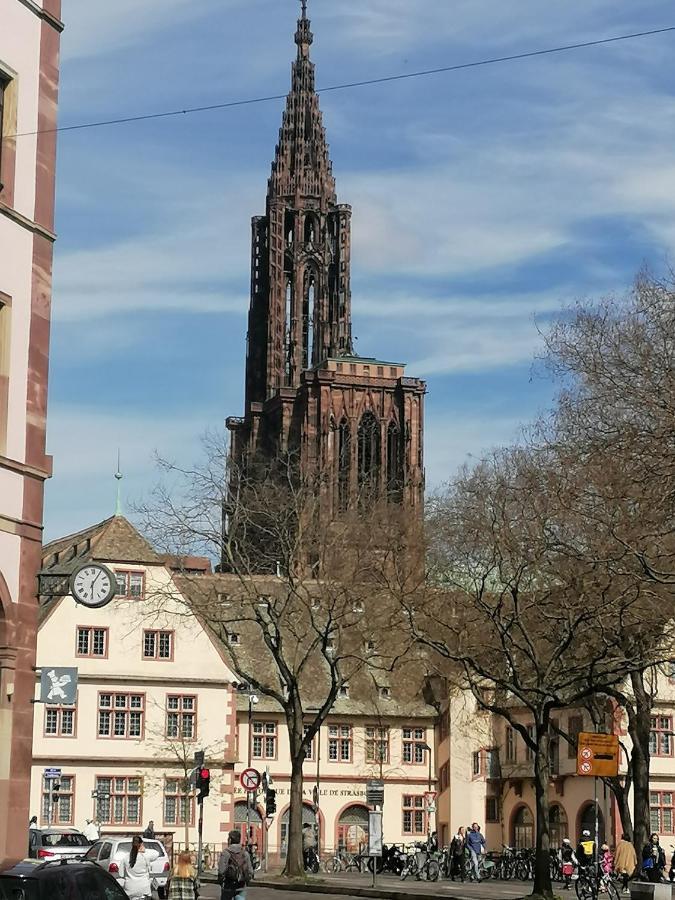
[8,24,675,139]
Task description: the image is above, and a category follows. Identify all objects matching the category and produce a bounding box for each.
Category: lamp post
[237,684,259,848]
[307,708,321,854]
[422,742,433,840]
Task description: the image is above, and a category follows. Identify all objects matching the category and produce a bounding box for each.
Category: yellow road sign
[576,732,619,777]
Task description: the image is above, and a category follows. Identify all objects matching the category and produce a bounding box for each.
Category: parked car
[0,857,130,899]
[83,836,171,898]
[28,827,91,861]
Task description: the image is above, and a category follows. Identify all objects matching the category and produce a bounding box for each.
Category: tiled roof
[42,515,160,570]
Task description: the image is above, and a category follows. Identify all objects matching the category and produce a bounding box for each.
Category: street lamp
[421,743,433,839]
[236,683,259,847]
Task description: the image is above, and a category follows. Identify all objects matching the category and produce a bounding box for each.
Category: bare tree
[138,438,416,876]
[415,445,674,900]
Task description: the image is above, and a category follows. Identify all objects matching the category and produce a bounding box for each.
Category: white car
[83,836,171,897]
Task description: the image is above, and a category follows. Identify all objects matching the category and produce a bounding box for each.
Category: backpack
[220,849,248,890]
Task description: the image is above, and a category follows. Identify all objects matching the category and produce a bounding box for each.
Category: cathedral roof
[268,3,336,202]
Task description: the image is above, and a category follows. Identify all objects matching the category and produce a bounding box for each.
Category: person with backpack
[218,830,253,900]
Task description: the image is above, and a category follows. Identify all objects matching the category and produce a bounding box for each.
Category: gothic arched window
[358,411,380,505]
[302,270,316,369]
[337,418,351,511]
[304,214,317,246]
[285,277,293,384]
[285,210,295,246]
[386,420,402,502]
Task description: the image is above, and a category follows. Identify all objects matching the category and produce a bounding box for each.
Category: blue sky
[44,0,675,539]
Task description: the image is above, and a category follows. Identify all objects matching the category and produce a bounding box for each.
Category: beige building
[434,675,675,851]
[32,516,237,852]
[0,0,62,866]
[31,515,437,859]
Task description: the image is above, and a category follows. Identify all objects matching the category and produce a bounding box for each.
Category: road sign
[366,779,385,806]
[368,810,383,857]
[240,768,261,791]
[576,732,620,777]
[44,768,61,780]
[424,791,437,809]
[40,668,78,705]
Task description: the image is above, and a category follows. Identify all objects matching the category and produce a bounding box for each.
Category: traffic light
[51,781,61,805]
[265,788,276,816]
[196,767,210,802]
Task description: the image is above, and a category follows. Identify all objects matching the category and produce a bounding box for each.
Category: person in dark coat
[642,833,666,883]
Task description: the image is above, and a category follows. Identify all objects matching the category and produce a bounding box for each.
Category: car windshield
[42,833,89,847]
[0,878,40,900]
[117,841,164,856]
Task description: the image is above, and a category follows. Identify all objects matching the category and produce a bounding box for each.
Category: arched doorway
[280,803,316,859]
[549,804,568,849]
[234,802,264,852]
[578,802,605,843]
[336,805,369,853]
[512,805,534,849]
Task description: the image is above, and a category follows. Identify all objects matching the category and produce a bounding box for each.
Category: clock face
[70,564,116,608]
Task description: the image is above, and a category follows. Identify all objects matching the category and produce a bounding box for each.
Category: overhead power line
[8,25,675,139]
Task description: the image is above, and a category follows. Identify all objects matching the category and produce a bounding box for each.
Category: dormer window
[338,684,349,699]
[218,593,232,606]
[352,601,364,614]
[379,687,391,700]
[365,640,376,653]
[228,632,240,646]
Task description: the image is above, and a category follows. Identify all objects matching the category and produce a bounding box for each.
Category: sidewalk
[204,871,531,900]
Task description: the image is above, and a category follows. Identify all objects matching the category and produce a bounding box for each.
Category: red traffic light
[200,768,210,779]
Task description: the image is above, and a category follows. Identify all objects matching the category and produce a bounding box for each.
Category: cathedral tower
[227,2,425,533]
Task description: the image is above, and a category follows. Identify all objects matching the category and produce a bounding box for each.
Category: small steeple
[114,449,123,516]
[295,0,313,59]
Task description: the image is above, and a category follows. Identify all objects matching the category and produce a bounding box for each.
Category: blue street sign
[44,768,61,780]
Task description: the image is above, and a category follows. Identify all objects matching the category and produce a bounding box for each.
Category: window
[114,571,144,599]
[568,715,583,758]
[357,412,380,506]
[166,695,196,740]
[303,725,315,761]
[366,726,389,764]
[44,703,76,737]
[386,421,402,501]
[97,693,144,739]
[41,775,74,825]
[472,751,481,776]
[402,795,426,835]
[365,640,376,653]
[164,778,195,826]
[143,630,173,660]
[505,726,516,762]
[0,75,10,192]
[402,727,427,764]
[337,419,351,511]
[218,592,231,606]
[650,716,673,757]
[76,626,108,658]
[352,601,364,613]
[525,724,534,761]
[379,687,391,700]
[338,685,350,698]
[485,748,500,778]
[228,632,240,645]
[439,762,449,792]
[252,721,277,759]
[439,710,450,743]
[94,776,142,826]
[328,725,352,762]
[651,791,675,835]
[486,796,499,823]
[0,295,10,453]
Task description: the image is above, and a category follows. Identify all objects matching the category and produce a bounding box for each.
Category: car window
[39,871,79,900]
[116,841,164,856]
[99,843,112,861]
[0,878,40,900]
[83,843,101,861]
[42,834,88,848]
[77,870,127,900]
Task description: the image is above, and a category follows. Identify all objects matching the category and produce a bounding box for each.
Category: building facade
[0,0,62,866]
[226,3,425,540]
[32,517,238,852]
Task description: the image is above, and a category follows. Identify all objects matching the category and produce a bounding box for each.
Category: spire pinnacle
[295,0,313,56]
[114,449,123,516]
[301,0,307,19]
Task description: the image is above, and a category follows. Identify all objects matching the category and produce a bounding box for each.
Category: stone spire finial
[301,0,308,19]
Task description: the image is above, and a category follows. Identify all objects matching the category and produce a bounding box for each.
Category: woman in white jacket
[121,835,160,900]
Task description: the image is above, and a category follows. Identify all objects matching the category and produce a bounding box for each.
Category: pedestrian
[559,838,578,890]
[642,833,666,883]
[302,823,318,872]
[218,829,253,900]
[143,820,156,839]
[614,833,637,893]
[83,819,99,842]
[466,822,486,882]
[120,835,160,900]
[576,830,595,868]
[29,816,37,829]
[600,843,614,888]
[450,827,466,882]
[167,851,199,900]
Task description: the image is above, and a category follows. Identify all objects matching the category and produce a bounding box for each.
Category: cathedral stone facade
[227,4,425,525]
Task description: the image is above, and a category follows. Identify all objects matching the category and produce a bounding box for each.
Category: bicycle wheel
[575,874,597,900]
[324,857,341,874]
[605,878,620,900]
[427,860,440,882]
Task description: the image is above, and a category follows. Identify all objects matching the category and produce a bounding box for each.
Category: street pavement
[198,873,538,900]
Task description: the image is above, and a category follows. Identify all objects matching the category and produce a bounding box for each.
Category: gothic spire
[268,3,335,202]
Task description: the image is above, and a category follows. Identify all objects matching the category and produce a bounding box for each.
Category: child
[599,844,614,892]
[560,838,578,890]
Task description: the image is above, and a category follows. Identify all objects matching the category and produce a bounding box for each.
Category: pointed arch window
[304,214,317,246]
[386,420,402,502]
[285,277,294,384]
[285,210,295,246]
[337,418,351,511]
[303,270,316,369]
[358,412,380,506]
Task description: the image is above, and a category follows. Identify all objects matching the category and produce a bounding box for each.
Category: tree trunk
[532,726,553,900]
[284,755,305,877]
[628,672,652,859]
[605,776,633,842]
